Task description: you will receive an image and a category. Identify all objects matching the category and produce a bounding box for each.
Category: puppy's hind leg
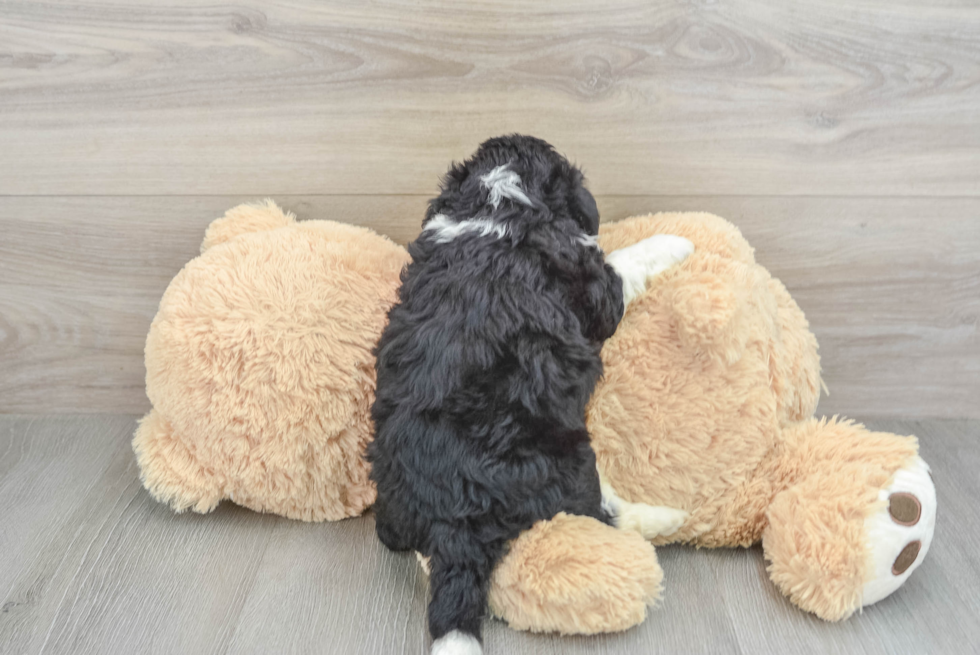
[427,523,506,655]
[373,497,417,552]
[601,471,688,540]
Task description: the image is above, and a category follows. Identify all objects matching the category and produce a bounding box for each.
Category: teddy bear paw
[862,456,937,607]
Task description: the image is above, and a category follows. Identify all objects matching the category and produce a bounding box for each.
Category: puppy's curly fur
[368,135,624,652]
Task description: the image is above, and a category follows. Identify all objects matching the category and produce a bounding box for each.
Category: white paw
[862,456,937,607]
[431,630,482,655]
[638,234,696,276]
[618,504,689,539]
[606,234,694,306]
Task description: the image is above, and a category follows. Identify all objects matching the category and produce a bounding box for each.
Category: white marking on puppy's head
[423,213,508,244]
[577,234,600,249]
[480,164,532,209]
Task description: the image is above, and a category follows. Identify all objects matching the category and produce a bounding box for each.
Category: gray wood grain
[2,195,977,418]
[0,415,281,655]
[1,0,979,196]
[0,415,976,654]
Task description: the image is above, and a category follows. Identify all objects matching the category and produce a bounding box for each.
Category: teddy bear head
[135,201,410,521]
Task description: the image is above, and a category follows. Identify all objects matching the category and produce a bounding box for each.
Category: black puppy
[369,135,691,655]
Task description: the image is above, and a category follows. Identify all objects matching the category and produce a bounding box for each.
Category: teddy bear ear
[200,199,295,253]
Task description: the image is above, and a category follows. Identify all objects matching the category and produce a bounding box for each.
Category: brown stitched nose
[888,492,921,526]
[892,541,921,575]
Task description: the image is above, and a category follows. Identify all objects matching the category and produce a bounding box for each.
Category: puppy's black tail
[427,523,505,655]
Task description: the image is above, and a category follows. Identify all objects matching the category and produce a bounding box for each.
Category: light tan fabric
[135,203,924,633]
[488,512,662,634]
[592,214,920,621]
[134,201,409,521]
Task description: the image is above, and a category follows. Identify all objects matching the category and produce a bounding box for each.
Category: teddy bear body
[134,202,936,634]
[595,213,799,548]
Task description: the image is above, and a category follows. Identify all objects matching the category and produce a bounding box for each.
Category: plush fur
[590,212,933,621]
[135,203,937,637]
[367,136,625,647]
[134,201,409,521]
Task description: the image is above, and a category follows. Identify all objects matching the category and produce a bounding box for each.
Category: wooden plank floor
[0,415,977,654]
[2,0,979,417]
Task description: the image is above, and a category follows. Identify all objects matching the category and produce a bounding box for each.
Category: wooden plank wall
[1,1,978,418]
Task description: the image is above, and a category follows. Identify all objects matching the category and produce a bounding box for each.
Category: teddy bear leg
[415,513,663,635]
[763,419,936,621]
[131,410,224,514]
[861,455,936,606]
[490,513,664,634]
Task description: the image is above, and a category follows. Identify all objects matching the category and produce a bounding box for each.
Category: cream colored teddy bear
[135,202,936,634]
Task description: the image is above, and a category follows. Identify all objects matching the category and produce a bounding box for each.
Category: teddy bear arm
[415,513,663,635]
